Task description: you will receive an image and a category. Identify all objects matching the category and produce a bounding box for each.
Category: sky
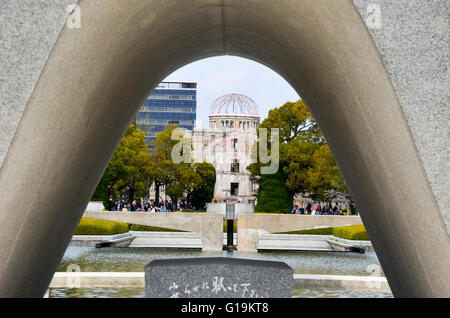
[163,56,300,128]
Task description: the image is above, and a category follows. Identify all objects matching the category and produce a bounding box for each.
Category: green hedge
[332,225,370,241]
[129,224,186,232]
[275,224,369,240]
[74,218,129,235]
[275,227,333,235]
[74,218,369,240]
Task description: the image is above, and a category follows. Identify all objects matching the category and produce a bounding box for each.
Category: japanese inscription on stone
[145,257,293,298]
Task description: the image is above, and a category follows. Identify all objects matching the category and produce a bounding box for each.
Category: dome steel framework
[210,94,259,116]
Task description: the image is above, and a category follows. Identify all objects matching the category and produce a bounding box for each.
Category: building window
[231,159,239,173]
[231,183,239,196]
[232,138,238,150]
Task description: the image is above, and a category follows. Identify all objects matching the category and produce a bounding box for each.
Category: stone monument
[145,257,293,298]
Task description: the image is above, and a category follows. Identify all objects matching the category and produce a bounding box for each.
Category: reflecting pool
[51,247,393,298]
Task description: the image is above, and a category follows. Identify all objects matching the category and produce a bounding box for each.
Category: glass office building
[136,82,197,147]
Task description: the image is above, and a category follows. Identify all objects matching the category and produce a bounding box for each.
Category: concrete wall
[84,212,223,252]
[0,0,449,297]
[237,214,363,252]
[47,272,391,294]
[84,212,363,252]
[206,202,254,218]
[235,204,255,214]
[257,234,374,252]
[206,203,227,213]
[86,201,105,212]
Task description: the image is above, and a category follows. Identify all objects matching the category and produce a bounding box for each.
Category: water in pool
[51,247,392,298]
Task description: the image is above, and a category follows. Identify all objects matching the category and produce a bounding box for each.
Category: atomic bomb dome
[209,94,260,130]
[210,93,259,116]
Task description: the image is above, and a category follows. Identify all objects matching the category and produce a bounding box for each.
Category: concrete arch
[0,0,449,297]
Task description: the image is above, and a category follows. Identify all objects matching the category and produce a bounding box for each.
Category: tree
[151,125,216,209]
[165,182,185,209]
[248,100,322,204]
[255,170,292,213]
[190,162,216,210]
[306,144,344,202]
[261,100,322,143]
[91,125,154,204]
[248,99,348,210]
[110,125,154,202]
[151,124,185,205]
[162,165,199,210]
[92,124,217,210]
[91,169,112,210]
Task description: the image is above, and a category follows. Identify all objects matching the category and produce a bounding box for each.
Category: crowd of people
[110,198,351,215]
[111,199,180,212]
[291,202,352,215]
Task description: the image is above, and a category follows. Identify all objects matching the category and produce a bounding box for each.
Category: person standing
[306,203,312,214]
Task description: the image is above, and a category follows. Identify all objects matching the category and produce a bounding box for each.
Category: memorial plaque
[145,257,293,298]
